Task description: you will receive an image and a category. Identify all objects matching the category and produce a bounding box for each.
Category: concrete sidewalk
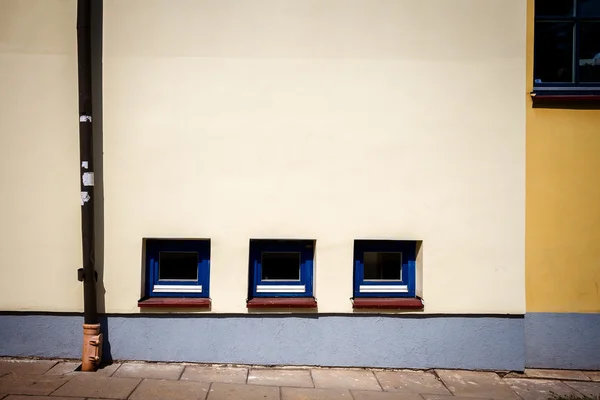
[1,359,599,400]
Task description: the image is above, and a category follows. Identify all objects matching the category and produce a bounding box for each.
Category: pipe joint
[81,323,102,371]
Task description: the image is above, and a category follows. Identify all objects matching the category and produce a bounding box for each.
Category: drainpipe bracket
[77,268,98,282]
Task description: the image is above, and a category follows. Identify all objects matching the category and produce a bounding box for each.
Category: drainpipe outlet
[81,323,102,371]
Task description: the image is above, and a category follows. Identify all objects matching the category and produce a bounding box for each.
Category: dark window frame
[248,239,315,299]
[145,239,211,298]
[353,240,416,298]
[534,0,600,92]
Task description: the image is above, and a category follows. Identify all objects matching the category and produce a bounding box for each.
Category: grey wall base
[525,312,600,370]
[0,314,524,371]
[3,313,597,370]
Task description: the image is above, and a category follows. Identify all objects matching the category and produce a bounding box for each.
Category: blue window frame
[353,240,416,298]
[248,239,315,298]
[145,239,210,298]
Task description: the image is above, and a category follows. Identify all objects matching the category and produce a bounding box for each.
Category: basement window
[353,240,417,299]
[247,239,316,308]
[142,239,210,302]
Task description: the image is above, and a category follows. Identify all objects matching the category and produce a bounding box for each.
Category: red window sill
[247,297,317,309]
[530,92,600,109]
[138,298,211,308]
[532,94,600,101]
[352,297,424,310]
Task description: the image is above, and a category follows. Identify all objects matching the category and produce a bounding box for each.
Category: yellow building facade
[524,0,600,369]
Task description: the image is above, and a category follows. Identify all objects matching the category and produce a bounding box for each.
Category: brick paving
[0,359,599,400]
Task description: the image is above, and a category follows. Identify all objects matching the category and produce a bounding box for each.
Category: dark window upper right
[534,0,600,87]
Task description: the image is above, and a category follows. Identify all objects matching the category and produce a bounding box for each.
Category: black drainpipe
[76,0,102,371]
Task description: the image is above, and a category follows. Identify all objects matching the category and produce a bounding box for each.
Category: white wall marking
[81,191,90,206]
[82,172,94,186]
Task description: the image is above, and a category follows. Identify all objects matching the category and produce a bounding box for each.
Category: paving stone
[435,370,519,399]
[564,381,600,396]
[51,375,141,399]
[311,369,381,391]
[0,374,70,396]
[352,390,423,400]
[207,382,279,400]
[0,360,57,376]
[113,362,183,380]
[375,370,450,395]
[128,378,209,400]
[181,366,248,384]
[585,371,600,382]
[504,378,582,400]
[248,369,313,388]
[44,362,80,375]
[524,369,590,381]
[421,396,492,400]
[3,396,82,400]
[281,387,351,400]
[90,363,122,376]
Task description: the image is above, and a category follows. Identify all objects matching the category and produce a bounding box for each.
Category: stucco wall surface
[0,0,83,312]
[102,0,527,314]
[0,314,525,371]
[525,313,600,370]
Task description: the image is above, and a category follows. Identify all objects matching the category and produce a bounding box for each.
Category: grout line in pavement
[108,362,123,377]
[46,372,73,396]
[308,369,316,389]
[42,361,59,375]
[562,380,589,398]
[505,382,526,400]
[371,369,385,392]
[204,381,213,400]
[348,388,358,400]
[124,377,144,400]
[177,365,186,381]
[431,370,454,395]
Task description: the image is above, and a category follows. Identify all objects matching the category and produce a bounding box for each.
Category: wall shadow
[90,0,111,362]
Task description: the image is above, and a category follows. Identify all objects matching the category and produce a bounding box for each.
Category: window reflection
[579,22,600,83]
[261,252,301,281]
[536,0,574,17]
[159,252,199,281]
[364,252,402,281]
[534,22,574,83]
[578,0,600,17]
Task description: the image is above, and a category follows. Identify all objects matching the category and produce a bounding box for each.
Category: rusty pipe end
[81,323,102,372]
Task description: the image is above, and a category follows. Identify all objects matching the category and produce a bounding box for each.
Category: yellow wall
[526,0,600,313]
[0,0,83,311]
[102,0,526,314]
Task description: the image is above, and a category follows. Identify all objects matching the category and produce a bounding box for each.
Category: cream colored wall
[102,0,527,314]
[0,1,83,311]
